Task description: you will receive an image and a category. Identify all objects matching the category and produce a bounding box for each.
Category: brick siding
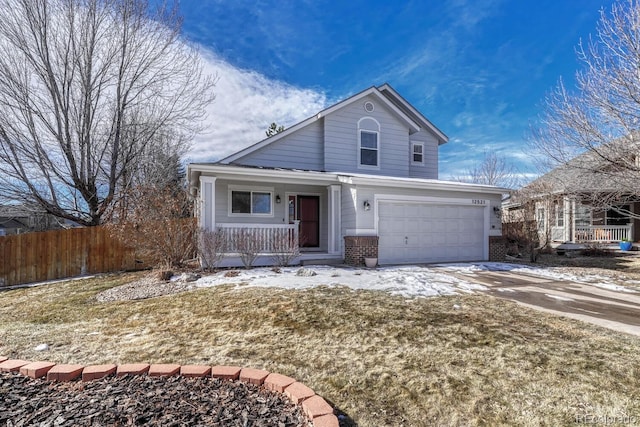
[344,236,378,266]
[489,236,506,261]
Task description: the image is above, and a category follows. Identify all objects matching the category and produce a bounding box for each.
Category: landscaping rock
[177,272,201,283]
[95,275,195,302]
[296,268,317,277]
[34,343,49,351]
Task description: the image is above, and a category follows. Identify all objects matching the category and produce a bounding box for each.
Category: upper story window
[358,117,380,169]
[229,186,273,216]
[411,142,424,165]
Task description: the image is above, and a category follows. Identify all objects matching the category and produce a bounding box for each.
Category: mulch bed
[0,372,312,426]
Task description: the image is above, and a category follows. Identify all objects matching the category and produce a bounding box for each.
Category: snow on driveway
[436,262,639,293]
[195,265,486,298]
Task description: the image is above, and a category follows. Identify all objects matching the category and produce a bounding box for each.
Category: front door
[298,196,319,247]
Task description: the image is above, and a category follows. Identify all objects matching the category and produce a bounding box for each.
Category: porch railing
[215,222,299,253]
[574,225,632,242]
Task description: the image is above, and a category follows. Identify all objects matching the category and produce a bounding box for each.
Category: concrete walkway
[448,268,640,337]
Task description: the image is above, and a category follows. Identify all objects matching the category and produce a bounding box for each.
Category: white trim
[377,83,449,143]
[411,141,424,165]
[199,176,216,230]
[357,117,381,170]
[328,185,342,254]
[358,129,380,170]
[364,101,375,112]
[228,185,275,217]
[345,228,377,236]
[188,165,507,195]
[337,173,508,194]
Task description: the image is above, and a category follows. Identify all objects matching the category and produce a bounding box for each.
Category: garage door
[378,201,485,264]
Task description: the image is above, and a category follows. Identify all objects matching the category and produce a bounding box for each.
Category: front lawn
[1,272,639,426]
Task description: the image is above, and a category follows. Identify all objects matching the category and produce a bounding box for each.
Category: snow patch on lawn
[195,265,486,298]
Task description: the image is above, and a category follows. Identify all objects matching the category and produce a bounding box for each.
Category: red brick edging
[0,356,338,427]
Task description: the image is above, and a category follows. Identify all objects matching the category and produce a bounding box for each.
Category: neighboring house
[188,84,506,267]
[508,146,640,245]
[0,204,79,236]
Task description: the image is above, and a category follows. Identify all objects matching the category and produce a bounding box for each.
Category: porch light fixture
[275,195,281,204]
[363,200,371,211]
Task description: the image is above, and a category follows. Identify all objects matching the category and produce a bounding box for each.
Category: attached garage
[377,200,487,264]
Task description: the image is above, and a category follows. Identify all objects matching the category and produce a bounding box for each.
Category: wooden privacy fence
[0,226,139,288]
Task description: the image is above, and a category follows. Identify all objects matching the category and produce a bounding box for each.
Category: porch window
[554,202,564,227]
[575,205,592,227]
[411,142,424,165]
[359,131,379,167]
[230,190,272,215]
[606,205,631,225]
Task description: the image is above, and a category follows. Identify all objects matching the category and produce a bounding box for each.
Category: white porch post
[199,176,217,230]
[570,198,576,243]
[327,185,342,254]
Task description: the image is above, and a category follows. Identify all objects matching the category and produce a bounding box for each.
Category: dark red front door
[298,196,319,247]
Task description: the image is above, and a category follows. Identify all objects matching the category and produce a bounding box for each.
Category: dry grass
[2,272,640,426]
[534,251,640,277]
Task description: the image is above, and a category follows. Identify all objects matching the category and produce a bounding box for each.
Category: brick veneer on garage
[344,235,378,266]
[489,236,507,261]
[0,358,339,427]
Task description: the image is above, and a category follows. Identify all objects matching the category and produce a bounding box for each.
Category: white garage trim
[374,194,490,263]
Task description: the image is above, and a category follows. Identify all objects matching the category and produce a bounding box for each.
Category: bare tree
[0,0,216,226]
[454,151,519,189]
[530,0,640,213]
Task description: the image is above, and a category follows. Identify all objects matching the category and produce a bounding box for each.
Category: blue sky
[180,0,615,183]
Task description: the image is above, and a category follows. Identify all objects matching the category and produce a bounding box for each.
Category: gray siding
[233,120,324,170]
[340,183,357,234]
[214,179,329,251]
[408,129,439,179]
[324,94,410,177]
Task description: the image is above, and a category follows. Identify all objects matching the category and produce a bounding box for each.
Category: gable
[323,93,411,176]
[230,119,324,170]
[219,84,445,179]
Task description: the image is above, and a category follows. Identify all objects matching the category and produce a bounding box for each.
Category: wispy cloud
[187,50,327,163]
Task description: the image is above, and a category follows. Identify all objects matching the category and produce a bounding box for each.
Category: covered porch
[546,197,639,243]
[193,166,344,267]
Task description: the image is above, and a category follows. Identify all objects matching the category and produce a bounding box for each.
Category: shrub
[198,228,227,271]
[270,229,301,267]
[232,228,261,269]
[106,186,197,269]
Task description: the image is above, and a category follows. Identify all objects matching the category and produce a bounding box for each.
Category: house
[187,84,506,267]
[508,144,640,245]
[0,204,82,236]
[0,204,52,236]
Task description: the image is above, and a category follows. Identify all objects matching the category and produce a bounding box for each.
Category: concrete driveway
[441,266,640,337]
